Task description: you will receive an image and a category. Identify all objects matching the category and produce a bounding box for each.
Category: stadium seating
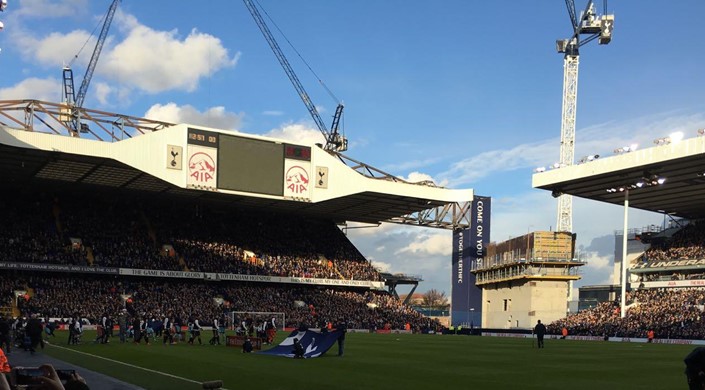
[0,189,434,331]
[549,288,705,339]
[10,272,435,331]
[0,191,380,281]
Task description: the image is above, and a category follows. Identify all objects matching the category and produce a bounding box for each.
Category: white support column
[620,190,629,318]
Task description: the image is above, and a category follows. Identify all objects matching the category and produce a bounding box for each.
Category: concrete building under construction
[472,231,584,329]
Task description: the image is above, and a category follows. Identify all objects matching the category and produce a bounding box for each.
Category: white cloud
[144,103,243,130]
[394,232,450,257]
[439,141,555,187]
[102,13,238,93]
[400,171,448,187]
[14,0,88,18]
[93,82,112,106]
[370,261,391,273]
[0,78,62,101]
[584,253,611,271]
[10,10,239,97]
[263,122,326,145]
[14,30,94,68]
[437,111,705,187]
[262,111,284,116]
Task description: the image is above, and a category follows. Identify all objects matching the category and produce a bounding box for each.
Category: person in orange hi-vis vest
[647,329,655,343]
[561,327,568,339]
[0,347,11,373]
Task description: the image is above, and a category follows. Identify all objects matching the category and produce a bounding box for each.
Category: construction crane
[242,0,347,153]
[62,0,120,132]
[554,0,613,232]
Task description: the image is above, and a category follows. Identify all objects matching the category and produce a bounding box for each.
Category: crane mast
[62,0,120,133]
[555,0,613,232]
[76,0,120,108]
[242,0,347,153]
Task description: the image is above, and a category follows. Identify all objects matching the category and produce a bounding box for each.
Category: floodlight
[534,167,546,173]
[657,177,666,185]
[669,131,684,143]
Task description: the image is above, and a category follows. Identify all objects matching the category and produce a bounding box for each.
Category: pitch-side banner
[259,329,343,358]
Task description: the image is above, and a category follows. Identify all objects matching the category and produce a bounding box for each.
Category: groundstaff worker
[534,320,547,349]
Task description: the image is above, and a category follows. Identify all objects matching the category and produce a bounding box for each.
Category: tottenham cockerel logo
[188,152,216,183]
[285,166,309,194]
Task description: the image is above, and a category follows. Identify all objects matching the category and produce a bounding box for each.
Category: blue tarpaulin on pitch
[258,329,343,358]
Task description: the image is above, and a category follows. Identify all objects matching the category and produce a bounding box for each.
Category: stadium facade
[0,99,481,328]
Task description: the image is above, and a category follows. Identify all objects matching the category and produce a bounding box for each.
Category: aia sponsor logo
[286,166,309,194]
[189,152,215,183]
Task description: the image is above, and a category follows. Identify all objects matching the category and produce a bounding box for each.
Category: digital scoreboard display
[217,135,284,196]
[284,145,311,161]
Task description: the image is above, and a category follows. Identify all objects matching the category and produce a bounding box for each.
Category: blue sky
[1,0,704,297]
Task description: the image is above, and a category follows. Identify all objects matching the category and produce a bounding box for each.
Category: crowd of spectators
[8,272,437,332]
[643,222,705,262]
[0,192,380,282]
[549,288,705,339]
[0,188,435,333]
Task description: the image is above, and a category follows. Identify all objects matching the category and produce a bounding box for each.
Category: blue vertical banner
[451,196,491,327]
[451,227,471,325]
[468,196,490,328]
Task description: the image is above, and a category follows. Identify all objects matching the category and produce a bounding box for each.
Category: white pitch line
[47,343,229,390]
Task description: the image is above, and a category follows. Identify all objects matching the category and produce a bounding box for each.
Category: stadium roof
[0,142,456,224]
[532,135,705,219]
[0,100,474,229]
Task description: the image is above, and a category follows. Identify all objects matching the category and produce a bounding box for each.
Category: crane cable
[253,0,341,106]
[68,4,111,67]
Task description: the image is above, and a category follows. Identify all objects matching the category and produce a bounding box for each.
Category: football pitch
[37,331,690,390]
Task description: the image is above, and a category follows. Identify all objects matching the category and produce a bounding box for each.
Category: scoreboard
[186,128,312,198]
[218,134,284,196]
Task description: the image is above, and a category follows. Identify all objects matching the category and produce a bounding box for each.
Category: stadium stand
[0,98,477,345]
[549,288,705,339]
[0,189,379,281]
[550,222,705,339]
[642,222,705,263]
[0,187,438,332]
[12,272,435,332]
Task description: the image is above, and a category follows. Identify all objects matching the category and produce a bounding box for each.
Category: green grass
[40,331,691,390]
